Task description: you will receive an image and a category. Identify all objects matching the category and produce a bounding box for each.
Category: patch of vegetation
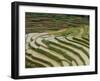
[25,12,89,33]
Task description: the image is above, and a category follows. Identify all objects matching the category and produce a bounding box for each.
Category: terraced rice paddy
[25,13,89,68]
[25,25,89,68]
